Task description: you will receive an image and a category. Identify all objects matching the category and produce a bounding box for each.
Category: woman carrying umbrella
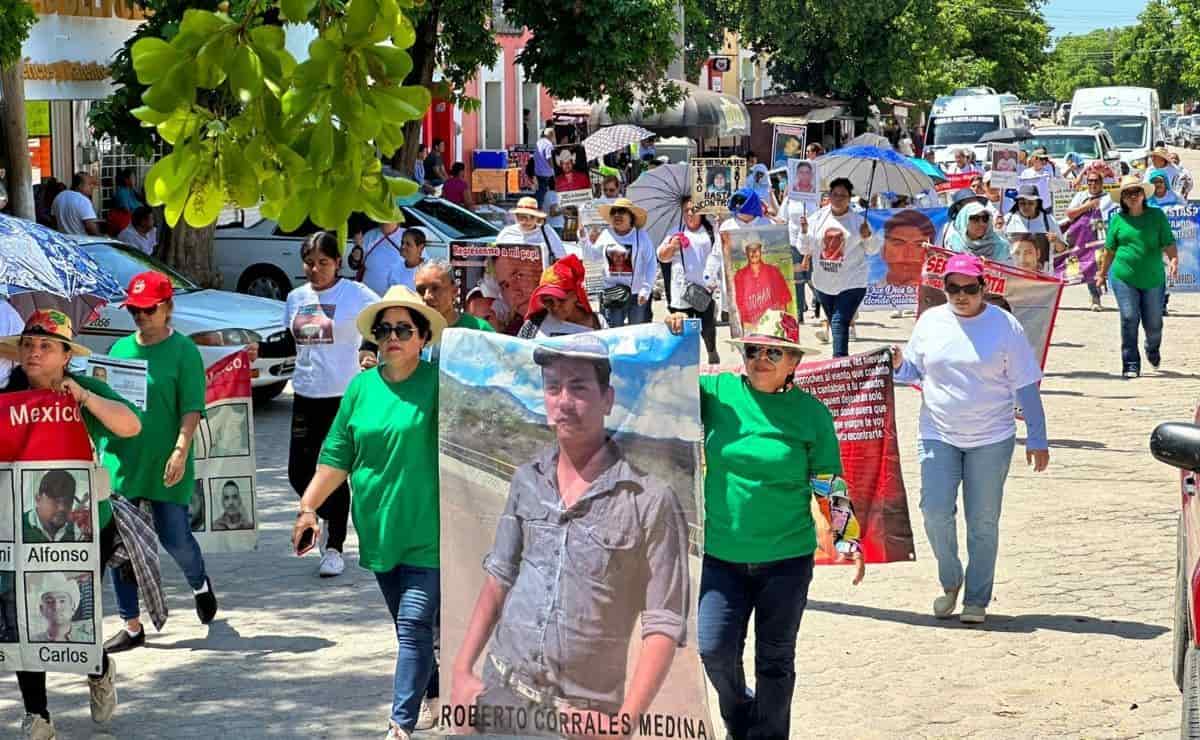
[657,196,722,364]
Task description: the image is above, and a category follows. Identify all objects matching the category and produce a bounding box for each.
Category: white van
[1069,86,1161,170]
[925,94,1027,167]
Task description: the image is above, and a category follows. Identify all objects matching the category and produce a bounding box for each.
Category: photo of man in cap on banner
[22,470,89,544]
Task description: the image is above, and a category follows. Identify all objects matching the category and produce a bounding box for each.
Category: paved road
[2,277,1194,738]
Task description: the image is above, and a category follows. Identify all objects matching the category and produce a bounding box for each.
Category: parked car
[1178,116,1200,149]
[1055,103,1072,126]
[213,196,500,300]
[1149,419,1200,732]
[1024,126,1124,174]
[73,238,296,401]
[1036,100,1056,119]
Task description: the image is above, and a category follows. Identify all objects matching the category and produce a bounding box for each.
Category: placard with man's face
[21,469,91,544]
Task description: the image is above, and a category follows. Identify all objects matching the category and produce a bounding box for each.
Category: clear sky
[1043,0,1147,38]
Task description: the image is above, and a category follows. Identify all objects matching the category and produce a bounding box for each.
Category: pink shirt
[443,177,468,205]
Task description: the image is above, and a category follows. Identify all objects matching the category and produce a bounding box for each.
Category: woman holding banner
[665,308,864,740]
[104,272,225,654]
[1096,175,1179,378]
[293,286,446,740]
[2,309,142,739]
[285,232,381,579]
[892,253,1049,625]
[798,178,879,356]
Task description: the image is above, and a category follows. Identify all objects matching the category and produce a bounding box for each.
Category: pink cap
[944,253,985,279]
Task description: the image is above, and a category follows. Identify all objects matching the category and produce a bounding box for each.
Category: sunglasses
[1086,179,1103,185]
[610,208,631,217]
[967,214,990,223]
[944,281,982,296]
[371,322,415,342]
[126,304,159,317]
[741,344,786,363]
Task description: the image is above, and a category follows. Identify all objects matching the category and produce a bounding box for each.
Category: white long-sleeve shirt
[800,206,882,294]
[659,226,723,310]
[584,227,658,299]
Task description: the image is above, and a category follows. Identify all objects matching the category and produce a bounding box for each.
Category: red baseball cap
[526,255,592,319]
[123,271,174,309]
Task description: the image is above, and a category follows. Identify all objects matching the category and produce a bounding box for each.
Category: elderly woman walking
[666,309,863,739]
[946,201,1012,263]
[294,286,445,740]
[893,253,1049,624]
[1096,175,1179,378]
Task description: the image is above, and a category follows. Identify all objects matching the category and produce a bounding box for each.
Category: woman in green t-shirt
[666,308,864,740]
[103,271,221,654]
[1096,175,1179,378]
[1,309,141,739]
[292,285,446,740]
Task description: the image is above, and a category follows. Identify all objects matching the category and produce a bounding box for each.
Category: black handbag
[602,284,632,308]
[681,282,712,312]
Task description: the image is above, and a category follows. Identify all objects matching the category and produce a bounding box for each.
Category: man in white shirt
[50,172,102,236]
[946,148,982,176]
[355,222,406,296]
[117,206,158,255]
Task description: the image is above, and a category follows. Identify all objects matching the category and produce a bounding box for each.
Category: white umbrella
[583,125,657,163]
[626,163,689,249]
[845,132,893,149]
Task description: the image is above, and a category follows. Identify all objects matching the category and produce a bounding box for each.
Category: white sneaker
[319,549,345,578]
[960,605,987,624]
[849,325,858,341]
[815,327,830,344]
[22,713,55,740]
[415,697,439,731]
[933,586,960,619]
[385,721,411,740]
[88,656,117,723]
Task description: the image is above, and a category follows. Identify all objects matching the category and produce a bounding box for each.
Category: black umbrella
[978,127,1034,144]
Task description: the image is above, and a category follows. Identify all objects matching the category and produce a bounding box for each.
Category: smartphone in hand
[295,526,317,557]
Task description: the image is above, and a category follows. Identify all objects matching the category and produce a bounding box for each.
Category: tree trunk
[163,221,220,288]
[1,61,35,220]
[397,5,440,174]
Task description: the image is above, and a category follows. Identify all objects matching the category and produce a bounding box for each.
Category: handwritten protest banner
[863,207,950,311]
[721,225,797,334]
[689,157,745,215]
[702,347,915,565]
[1162,203,1200,292]
[0,390,105,675]
[188,351,258,552]
[438,324,711,738]
[920,247,1064,368]
[450,241,544,335]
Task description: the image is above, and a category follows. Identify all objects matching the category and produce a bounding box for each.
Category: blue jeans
[698,554,813,740]
[534,175,553,209]
[375,563,439,731]
[603,297,651,327]
[815,287,866,357]
[917,436,1016,608]
[111,498,207,620]
[1108,276,1164,374]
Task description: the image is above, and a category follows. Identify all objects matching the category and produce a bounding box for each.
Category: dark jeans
[603,297,652,327]
[112,498,207,621]
[683,299,718,359]
[19,522,116,719]
[535,175,553,209]
[815,287,867,357]
[697,554,814,740]
[375,563,439,731]
[1109,277,1165,374]
[660,260,673,306]
[289,393,350,552]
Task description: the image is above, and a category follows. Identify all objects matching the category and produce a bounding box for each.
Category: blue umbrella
[908,156,948,183]
[816,145,935,200]
[0,214,125,328]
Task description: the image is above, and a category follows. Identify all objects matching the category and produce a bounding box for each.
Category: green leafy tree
[0,0,39,219]
[1172,0,1200,100]
[1041,29,1123,103]
[1117,0,1192,105]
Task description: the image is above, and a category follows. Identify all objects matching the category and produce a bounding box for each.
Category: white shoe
[815,327,830,344]
[385,721,411,740]
[319,549,345,578]
[88,656,117,723]
[849,325,858,341]
[960,605,987,624]
[933,586,960,619]
[415,697,439,731]
[22,713,55,740]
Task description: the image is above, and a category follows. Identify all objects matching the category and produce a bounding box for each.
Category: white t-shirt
[284,279,380,398]
[50,190,98,235]
[117,225,157,255]
[1004,210,1063,240]
[358,228,406,296]
[0,300,22,388]
[1067,191,1117,222]
[904,303,1043,448]
[662,226,722,311]
[385,259,426,292]
[801,206,881,294]
[496,223,567,267]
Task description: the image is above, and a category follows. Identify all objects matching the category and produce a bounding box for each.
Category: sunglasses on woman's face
[371,322,415,342]
[610,208,631,218]
[741,344,786,363]
[967,214,990,223]
[1122,190,1144,199]
[944,281,982,296]
[126,304,159,317]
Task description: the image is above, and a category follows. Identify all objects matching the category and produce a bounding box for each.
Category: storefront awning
[588,81,750,138]
[763,107,842,126]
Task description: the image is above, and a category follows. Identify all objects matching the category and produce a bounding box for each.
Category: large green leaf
[131,38,178,86]
[308,116,335,172]
[179,9,230,39]
[195,33,234,89]
[249,25,286,51]
[346,0,380,41]
[364,44,413,80]
[279,0,316,23]
[183,177,226,228]
[131,106,171,126]
[230,46,264,103]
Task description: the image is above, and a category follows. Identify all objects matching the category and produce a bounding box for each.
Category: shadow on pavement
[147,620,336,654]
[807,600,1169,639]
[1016,437,1112,451]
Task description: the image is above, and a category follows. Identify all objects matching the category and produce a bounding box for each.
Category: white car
[1025,126,1124,174]
[74,238,296,401]
[213,197,500,300]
